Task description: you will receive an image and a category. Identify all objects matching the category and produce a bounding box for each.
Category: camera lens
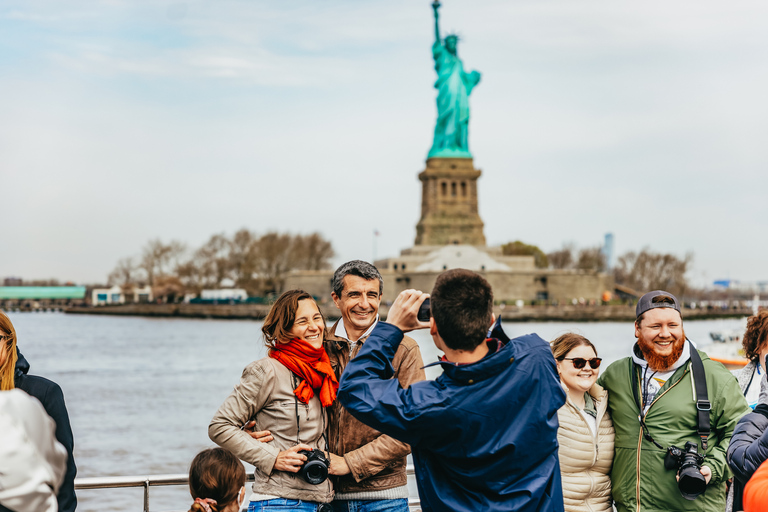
[302,460,328,485]
[677,465,706,500]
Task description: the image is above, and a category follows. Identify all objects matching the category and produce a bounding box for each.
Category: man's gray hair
[332,260,383,297]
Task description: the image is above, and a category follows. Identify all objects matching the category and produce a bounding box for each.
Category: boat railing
[74,465,421,512]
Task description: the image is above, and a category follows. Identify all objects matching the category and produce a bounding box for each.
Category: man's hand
[242,420,274,443]
[273,444,311,473]
[328,453,351,476]
[387,289,430,333]
[676,465,712,485]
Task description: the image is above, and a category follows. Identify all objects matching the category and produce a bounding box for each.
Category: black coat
[3,349,78,512]
[727,404,768,511]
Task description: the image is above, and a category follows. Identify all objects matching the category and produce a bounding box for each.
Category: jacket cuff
[343,451,368,483]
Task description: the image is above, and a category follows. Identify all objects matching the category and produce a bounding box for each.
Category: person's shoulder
[16,373,63,401]
[399,334,420,350]
[242,357,277,378]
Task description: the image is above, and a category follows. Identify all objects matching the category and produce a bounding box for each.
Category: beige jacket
[209,357,334,503]
[557,382,615,512]
[325,321,426,494]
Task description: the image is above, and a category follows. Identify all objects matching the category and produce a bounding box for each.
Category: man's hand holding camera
[386,289,431,333]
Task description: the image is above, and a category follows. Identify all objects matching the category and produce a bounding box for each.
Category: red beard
[637,331,686,371]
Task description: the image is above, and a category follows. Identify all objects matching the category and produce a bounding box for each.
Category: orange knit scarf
[269,338,338,407]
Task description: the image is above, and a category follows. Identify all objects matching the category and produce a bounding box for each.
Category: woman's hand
[328,453,351,476]
[242,420,274,443]
[273,444,312,473]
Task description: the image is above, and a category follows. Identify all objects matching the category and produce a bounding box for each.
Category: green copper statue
[428,0,481,159]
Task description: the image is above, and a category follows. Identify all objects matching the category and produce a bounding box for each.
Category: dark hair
[188,448,245,512]
[742,310,768,361]
[430,269,493,351]
[636,294,678,327]
[262,290,325,349]
[332,260,383,297]
[0,311,18,391]
[551,332,597,361]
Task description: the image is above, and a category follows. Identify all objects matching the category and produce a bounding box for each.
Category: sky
[2,0,767,287]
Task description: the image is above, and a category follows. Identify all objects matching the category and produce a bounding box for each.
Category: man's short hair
[635,290,681,326]
[332,260,383,297]
[431,269,493,352]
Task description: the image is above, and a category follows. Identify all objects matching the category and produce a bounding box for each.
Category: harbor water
[5,311,748,511]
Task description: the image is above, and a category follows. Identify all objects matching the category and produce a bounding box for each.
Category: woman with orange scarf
[209,290,338,512]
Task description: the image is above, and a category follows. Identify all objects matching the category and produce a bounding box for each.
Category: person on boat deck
[186,447,246,512]
[248,260,426,512]
[209,290,336,511]
[0,310,78,512]
[338,269,566,512]
[551,333,614,512]
[598,290,750,512]
[726,310,768,512]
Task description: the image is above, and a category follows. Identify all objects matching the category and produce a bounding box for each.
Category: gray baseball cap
[636,290,681,318]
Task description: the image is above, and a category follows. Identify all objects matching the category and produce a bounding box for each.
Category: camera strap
[689,344,710,451]
[293,375,330,453]
[631,340,710,451]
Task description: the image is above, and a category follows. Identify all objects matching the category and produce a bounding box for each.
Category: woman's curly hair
[742,310,768,361]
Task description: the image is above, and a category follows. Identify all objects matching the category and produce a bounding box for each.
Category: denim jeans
[330,499,409,512]
[248,498,329,512]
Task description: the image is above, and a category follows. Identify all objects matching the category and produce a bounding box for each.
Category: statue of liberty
[428,1,481,159]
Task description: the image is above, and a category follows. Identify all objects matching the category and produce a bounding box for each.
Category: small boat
[705,331,749,370]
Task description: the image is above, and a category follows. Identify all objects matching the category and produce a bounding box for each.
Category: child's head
[188,448,246,512]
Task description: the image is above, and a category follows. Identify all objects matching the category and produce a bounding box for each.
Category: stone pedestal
[414,157,486,246]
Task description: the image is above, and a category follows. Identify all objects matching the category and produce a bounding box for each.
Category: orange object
[743,458,768,511]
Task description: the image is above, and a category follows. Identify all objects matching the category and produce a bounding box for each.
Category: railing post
[143,479,150,512]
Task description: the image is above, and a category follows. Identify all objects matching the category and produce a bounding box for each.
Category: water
[4,311,747,511]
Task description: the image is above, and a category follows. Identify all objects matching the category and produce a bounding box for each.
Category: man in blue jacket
[338,269,566,512]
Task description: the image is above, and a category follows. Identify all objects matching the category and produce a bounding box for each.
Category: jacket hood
[15,347,30,376]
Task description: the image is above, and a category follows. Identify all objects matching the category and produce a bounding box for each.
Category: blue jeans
[330,499,409,512]
[248,499,328,511]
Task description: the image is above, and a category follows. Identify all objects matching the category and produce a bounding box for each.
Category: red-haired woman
[209,290,336,512]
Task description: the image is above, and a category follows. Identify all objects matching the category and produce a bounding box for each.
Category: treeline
[108,229,335,300]
[501,241,692,298]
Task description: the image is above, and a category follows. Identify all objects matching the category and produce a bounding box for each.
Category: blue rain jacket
[338,321,566,512]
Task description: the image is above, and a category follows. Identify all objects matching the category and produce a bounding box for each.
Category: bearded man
[598,290,750,512]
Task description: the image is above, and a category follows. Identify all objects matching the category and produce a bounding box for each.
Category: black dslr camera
[664,441,706,500]
[297,449,330,485]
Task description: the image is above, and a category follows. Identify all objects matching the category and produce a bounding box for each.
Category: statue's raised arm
[432,1,441,43]
[427,1,481,159]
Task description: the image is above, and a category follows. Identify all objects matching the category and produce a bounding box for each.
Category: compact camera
[297,449,329,485]
[663,441,706,500]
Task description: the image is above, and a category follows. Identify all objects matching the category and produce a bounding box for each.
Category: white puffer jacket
[557,382,615,512]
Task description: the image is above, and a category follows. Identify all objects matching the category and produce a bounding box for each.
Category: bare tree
[613,248,692,297]
[576,246,606,272]
[254,232,296,295]
[548,244,575,269]
[140,239,186,286]
[292,232,335,271]
[230,228,260,291]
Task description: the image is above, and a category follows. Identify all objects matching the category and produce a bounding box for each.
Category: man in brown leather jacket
[325,260,425,512]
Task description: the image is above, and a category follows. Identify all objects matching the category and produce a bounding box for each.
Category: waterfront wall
[63,303,753,322]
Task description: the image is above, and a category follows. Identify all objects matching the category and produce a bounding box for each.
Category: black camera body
[297,449,330,485]
[664,441,706,500]
[417,298,431,322]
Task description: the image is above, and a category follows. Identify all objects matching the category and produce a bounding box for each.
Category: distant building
[713,280,768,293]
[200,289,248,301]
[3,277,22,286]
[601,233,614,269]
[0,286,87,309]
[91,285,152,305]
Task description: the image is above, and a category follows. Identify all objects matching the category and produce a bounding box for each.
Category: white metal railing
[75,466,421,512]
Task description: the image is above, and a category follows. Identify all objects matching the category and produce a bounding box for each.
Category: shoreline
[60,303,753,322]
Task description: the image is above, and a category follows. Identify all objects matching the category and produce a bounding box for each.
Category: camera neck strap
[632,340,710,451]
[293,375,330,454]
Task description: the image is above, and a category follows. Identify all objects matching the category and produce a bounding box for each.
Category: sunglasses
[562,357,602,369]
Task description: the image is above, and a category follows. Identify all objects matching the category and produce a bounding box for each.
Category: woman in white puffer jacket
[551,333,615,512]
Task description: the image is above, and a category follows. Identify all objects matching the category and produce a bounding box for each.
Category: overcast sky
[2,0,767,287]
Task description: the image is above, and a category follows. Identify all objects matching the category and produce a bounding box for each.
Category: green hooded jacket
[598,349,750,512]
